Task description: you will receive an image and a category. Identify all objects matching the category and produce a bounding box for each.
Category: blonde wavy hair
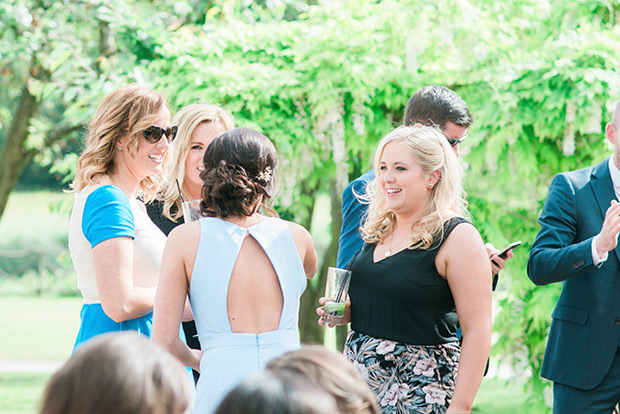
[361,125,468,249]
[70,85,170,202]
[156,103,235,222]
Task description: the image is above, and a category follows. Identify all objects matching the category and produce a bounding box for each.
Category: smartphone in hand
[497,241,522,259]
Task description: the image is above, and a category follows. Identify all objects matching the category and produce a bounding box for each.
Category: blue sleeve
[527,173,595,285]
[82,185,135,248]
[336,172,372,268]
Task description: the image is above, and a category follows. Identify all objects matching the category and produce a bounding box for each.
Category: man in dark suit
[337,85,512,274]
[528,99,620,413]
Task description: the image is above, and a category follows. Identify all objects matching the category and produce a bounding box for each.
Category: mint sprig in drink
[323,300,346,324]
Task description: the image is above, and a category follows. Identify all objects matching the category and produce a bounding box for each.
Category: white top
[68,185,166,304]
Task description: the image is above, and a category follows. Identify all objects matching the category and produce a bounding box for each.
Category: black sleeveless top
[349,217,469,345]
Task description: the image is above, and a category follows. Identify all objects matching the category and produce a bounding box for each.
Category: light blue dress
[190,217,307,414]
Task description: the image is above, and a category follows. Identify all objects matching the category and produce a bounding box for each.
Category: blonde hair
[361,125,467,249]
[157,103,235,222]
[266,346,379,414]
[70,85,170,202]
[39,332,192,414]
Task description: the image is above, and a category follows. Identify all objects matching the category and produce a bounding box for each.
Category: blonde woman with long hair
[147,103,235,235]
[146,103,234,381]
[68,85,175,348]
[320,126,492,414]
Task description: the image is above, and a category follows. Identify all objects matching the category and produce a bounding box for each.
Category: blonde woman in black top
[320,126,492,414]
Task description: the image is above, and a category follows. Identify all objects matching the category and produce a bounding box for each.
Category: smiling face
[378,140,436,220]
[184,121,227,200]
[117,105,172,183]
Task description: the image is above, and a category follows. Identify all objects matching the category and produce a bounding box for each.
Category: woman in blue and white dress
[68,85,177,349]
[153,127,318,414]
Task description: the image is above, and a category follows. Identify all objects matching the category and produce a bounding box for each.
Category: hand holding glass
[322,267,351,325]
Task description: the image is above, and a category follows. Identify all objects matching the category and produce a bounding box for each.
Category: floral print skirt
[344,330,460,414]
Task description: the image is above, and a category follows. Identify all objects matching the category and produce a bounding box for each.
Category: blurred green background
[3,0,620,412]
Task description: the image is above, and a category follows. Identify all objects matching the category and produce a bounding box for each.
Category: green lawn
[0,191,72,250]
[0,191,76,297]
[0,296,79,414]
[0,372,50,414]
[0,296,81,361]
[475,377,526,413]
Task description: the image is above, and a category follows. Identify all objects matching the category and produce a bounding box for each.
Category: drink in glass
[182,199,202,222]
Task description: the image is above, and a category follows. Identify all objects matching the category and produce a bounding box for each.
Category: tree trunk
[299,179,342,344]
[0,84,40,220]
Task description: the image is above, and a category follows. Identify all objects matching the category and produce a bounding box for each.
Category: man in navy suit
[528,99,620,413]
[337,85,512,274]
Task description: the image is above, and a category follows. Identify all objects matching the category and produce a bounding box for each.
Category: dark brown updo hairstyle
[200,127,277,218]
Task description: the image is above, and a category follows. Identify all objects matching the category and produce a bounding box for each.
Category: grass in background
[0,372,49,414]
[0,191,72,249]
[0,295,79,414]
[0,191,77,297]
[0,296,81,361]
[475,378,525,413]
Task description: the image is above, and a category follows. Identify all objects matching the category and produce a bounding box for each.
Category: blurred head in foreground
[266,346,380,414]
[39,332,192,414]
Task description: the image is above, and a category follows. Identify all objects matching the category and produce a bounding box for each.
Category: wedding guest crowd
[45,81,566,414]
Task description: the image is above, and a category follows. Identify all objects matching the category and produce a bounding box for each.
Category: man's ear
[606,123,615,145]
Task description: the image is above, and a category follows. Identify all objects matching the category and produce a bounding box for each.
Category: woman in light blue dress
[153,127,317,414]
[68,85,177,348]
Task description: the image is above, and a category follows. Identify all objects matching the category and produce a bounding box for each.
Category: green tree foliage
[0,0,199,214]
[2,0,620,409]
[456,2,620,410]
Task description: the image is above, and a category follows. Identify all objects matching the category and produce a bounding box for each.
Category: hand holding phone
[497,241,522,259]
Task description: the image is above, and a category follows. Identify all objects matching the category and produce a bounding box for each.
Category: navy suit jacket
[528,157,620,390]
[336,170,375,268]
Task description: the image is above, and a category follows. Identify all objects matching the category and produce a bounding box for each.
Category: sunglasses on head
[143,125,178,144]
[445,132,468,147]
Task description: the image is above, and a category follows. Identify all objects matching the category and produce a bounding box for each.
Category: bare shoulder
[167,221,201,247]
[283,220,313,241]
[282,219,317,278]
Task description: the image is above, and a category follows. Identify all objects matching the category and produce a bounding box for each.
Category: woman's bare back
[226,234,283,333]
